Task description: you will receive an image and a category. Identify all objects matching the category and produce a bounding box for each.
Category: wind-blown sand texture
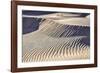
[22,13,90,62]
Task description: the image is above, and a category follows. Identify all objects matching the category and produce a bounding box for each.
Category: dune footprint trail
[22,13,90,62]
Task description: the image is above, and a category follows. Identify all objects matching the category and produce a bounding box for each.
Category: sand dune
[22,16,90,62]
